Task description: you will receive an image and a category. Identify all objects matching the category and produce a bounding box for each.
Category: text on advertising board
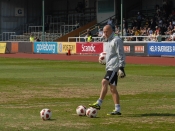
[147,43,175,56]
[34,42,58,54]
[135,46,144,53]
[149,46,175,52]
[58,42,76,53]
[124,46,130,53]
[76,42,103,53]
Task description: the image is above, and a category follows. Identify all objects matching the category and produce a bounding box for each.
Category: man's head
[103,25,113,39]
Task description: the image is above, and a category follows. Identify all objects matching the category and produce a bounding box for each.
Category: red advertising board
[76,42,103,54]
[124,46,130,53]
[135,46,144,53]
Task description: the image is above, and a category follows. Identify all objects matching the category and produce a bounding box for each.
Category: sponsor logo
[149,46,175,52]
[36,42,56,53]
[135,46,144,53]
[63,44,75,51]
[82,44,96,52]
[124,46,130,53]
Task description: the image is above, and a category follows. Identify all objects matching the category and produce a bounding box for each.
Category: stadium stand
[0,0,174,42]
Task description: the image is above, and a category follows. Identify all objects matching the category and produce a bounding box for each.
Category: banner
[148,42,175,56]
[58,42,76,53]
[76,42,103,54]
[34,42,58,54]
[0,43,6,54]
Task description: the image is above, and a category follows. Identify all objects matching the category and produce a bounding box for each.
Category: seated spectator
[97,28,103,37]
[164,27,171,35]
[126,27,133,41]
[172,19,175,27]
[172,26,175,32]
[107,17,113,25]
[74,21,80,30]
[168,21,173,30]
[155,26,161,34]
[35,37,41,42]
[156,32,162,42]
[144,18,151,28]
[166,31,174,41]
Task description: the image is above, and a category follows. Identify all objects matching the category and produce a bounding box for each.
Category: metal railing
[68,37,104,42]
[8,32,62,42]
[28,26,43,33]
[60,25,78,35]
[68,35,175,42]
[1,32,16,41]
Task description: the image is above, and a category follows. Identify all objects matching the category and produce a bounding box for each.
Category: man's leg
[110,85,120,105]
[107,85,121,115]
[89,79,109,110]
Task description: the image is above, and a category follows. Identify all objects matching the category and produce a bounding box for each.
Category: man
[89,25,126,115]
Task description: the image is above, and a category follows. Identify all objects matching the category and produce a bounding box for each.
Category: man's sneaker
[107,110,122,115]
[89,102,101,110]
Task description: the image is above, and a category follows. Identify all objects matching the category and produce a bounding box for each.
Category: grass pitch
[0,57,175,131]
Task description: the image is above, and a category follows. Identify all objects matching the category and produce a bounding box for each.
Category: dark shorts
[104,71,118,86]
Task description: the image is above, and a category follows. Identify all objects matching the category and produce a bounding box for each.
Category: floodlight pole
[42,0,45,41]
[121,0,123,36]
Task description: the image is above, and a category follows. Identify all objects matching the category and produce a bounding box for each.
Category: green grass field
[0,57,175,131]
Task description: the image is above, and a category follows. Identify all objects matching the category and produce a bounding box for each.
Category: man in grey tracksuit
[89,25,126,115]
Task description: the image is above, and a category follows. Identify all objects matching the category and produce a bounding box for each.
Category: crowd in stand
[95,0,175,42]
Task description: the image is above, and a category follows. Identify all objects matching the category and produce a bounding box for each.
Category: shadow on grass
[48,119,57,121]
[126,113,175,117]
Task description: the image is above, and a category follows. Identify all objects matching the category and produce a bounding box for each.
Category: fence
[60,25,78,35]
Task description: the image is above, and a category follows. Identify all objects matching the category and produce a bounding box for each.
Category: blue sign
[34,42,58,54]
[147,42,175,56]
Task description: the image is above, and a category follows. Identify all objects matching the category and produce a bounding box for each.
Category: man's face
[103,26,113,39]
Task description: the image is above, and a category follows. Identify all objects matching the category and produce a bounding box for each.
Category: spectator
[74,21,80,30]
[35,37,41,42]
[166,31,174,41]
[107,17,113,25]
[29,34,35,42]
[97,28,103,37]
[172,18,175,27]
[123,18,128,30]
[168,21,173,30]
[156,32,162,42]
[144,18,151,28]
[87,32,93,42]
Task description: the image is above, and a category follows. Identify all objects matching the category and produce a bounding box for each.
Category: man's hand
[118,67,126,78]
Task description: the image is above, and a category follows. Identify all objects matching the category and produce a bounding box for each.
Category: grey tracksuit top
[105,32,125,72]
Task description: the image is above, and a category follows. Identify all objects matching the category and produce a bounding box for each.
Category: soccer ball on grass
[76,105,86,116]
[40,108,52,120]
[86,107,98,118]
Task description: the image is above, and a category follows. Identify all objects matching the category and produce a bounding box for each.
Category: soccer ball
[99,52,106,65]
[86,107,98,118]
[40,108,52,120]
[76,105,86,116]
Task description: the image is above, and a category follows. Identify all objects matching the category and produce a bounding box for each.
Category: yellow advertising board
[58,42,76,54]
[0,43,6,54]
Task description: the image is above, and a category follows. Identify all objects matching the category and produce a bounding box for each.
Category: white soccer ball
[86,107,98,118]
[40,108,52,120]
[99,52,106,65]
[76,105,86,116]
